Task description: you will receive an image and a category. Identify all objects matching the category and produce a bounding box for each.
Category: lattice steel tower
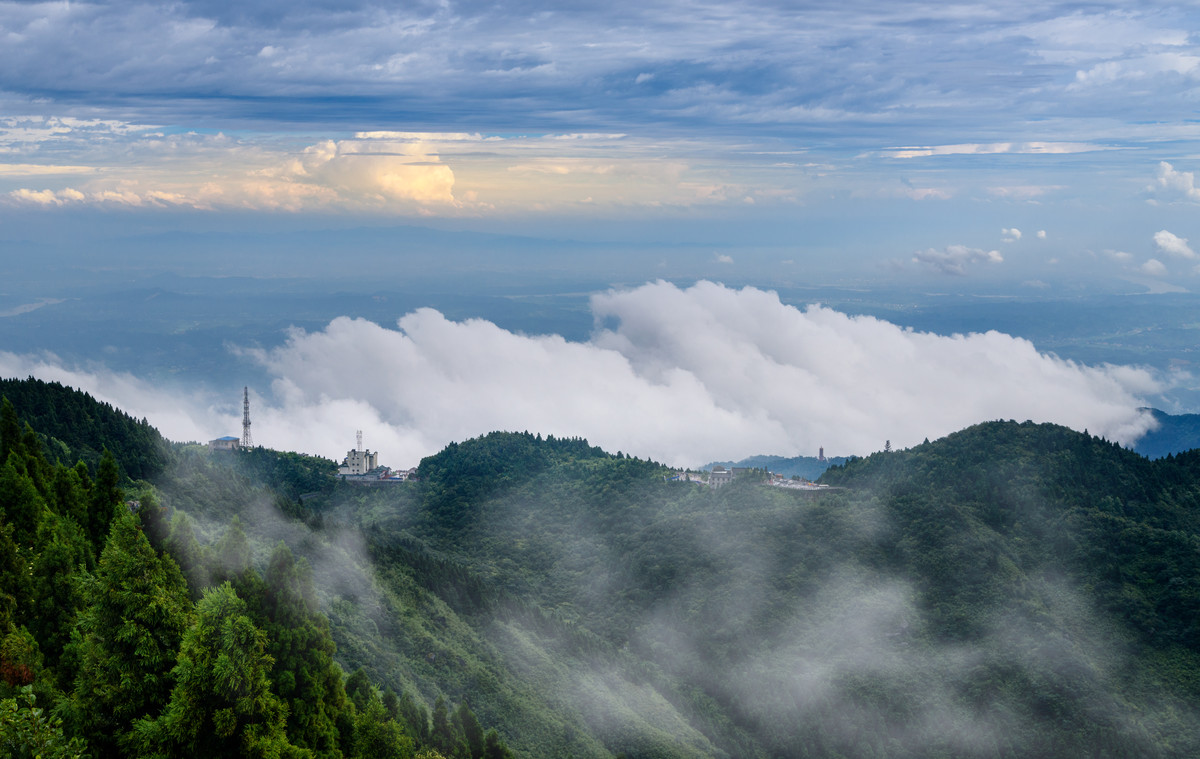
[241,386,253,448]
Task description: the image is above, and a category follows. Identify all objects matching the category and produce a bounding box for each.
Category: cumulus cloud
[1,282,1160,467]
[912,245,1003,276]
[1037,230,1047,239]
[1154,162,1200,202]
[1154,229,1196,259]
[1141,258,1168,277]
[1002,227,1022,242]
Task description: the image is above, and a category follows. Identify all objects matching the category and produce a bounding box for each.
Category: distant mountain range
[1133,408,1200,459]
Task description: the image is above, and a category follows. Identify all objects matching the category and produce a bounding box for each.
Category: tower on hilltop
[241,387,253,448]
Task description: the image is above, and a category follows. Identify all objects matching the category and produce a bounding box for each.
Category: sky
[3,1,1200,464]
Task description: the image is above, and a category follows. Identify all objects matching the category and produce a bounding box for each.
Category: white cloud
[716,254,734,264]
[0,282,1160,467]
[5,136,460,212]
[1072,53,1200,88]
[885,142,1111,158]
[1037,230,1047,239]
[1142,258,1168,277]
[1154,162,1200,203]
[986,185,1063,200]
[912,245,1003,276]
[1002,227,1022,242]
[1154,229,1196,259]
[0,164,98,176]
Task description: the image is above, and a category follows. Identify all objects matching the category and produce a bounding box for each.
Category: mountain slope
[5,376,1200,758]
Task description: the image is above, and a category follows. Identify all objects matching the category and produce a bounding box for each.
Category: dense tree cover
[331,426,1200,758]
[8,375,1200,758]
[0,380,172,479]
[0,381,515,759]
[228,446,339,501]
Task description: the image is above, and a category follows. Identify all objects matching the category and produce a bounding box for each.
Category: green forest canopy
[2,376,1200,758]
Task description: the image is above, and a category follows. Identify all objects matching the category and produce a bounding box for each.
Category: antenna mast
[241,387,253,448]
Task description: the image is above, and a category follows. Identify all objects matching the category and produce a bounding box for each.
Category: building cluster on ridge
[669,453,835,491]
[205,391,415,483]
[337,429,416,484]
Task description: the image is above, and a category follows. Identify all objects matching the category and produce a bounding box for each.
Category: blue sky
[2,0,1199,281]
[2,1,1200,462]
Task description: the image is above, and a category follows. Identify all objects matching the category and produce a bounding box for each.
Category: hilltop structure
[339,430,378,475]
[208,435,239,452]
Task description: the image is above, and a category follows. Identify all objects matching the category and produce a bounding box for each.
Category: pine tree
[88,449,122,551]
[49,464,94,567]
[481,730,512,759]
[0,520,30,633]
[27,511,90,667]
[429,696,461,758]
[134,582,300,758]
[0,460,46,548]
[68,509,193,758]
[397,691,430,747]
[209,515,252,587]
[258,543,349,758]
[345,668,373,714]
[0,398,20,466]
[453,703,484,759]
[165,511,208,597]
[353,694,414,759]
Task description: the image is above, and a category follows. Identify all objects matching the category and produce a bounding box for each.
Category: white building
[208,436,240,452]
[339,447,379,476]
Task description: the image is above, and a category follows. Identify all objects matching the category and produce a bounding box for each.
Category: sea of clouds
[0,281,1161,467]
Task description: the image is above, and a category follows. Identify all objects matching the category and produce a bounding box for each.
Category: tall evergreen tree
[209,515,252,587]
[134,582,301,759]
[429,696,462,758]
[49,464,93,566]
[165,511,208,598]
[0,460,46,548]
[68,510,193,758]
[396,691,430,748]
[0,520,29,633]
[453,703,484,759]
[27,511,90,667]
[0,398,20,466]
[258,543,349,758]
[353,693,413,759]
[87,449,122,551]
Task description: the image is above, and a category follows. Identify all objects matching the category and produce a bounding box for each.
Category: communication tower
[241,387,253,448]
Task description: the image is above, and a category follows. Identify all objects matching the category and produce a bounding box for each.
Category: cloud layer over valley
[0,282,1161,467]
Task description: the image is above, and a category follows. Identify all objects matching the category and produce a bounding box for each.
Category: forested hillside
[3,377,1200,758]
